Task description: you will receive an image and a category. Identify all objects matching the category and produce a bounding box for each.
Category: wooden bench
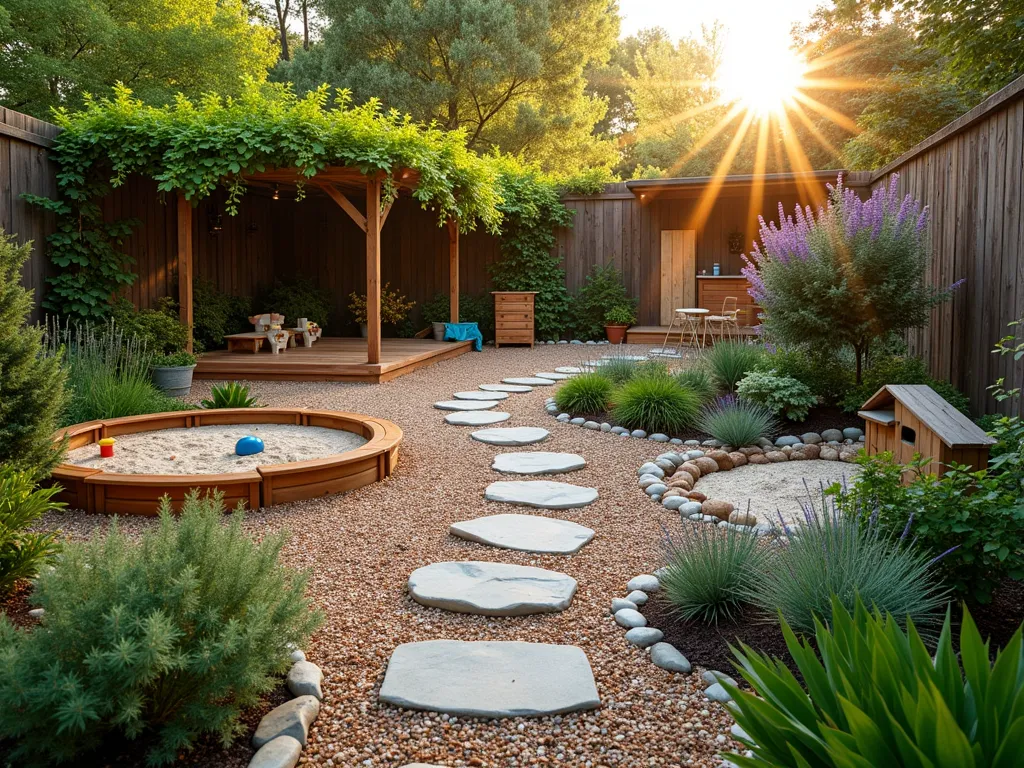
[225,330,303,353]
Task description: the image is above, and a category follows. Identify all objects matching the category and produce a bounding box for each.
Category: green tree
[0,231,68,476]
[0,0,278,118]
[312,0,618,174]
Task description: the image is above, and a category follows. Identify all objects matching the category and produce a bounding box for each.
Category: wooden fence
[1,109,60,324]
[871,76,1024,416]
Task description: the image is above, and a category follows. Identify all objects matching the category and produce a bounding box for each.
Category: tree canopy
[0,0,277,119]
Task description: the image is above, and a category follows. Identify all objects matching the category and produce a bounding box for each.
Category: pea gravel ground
[38,344,749,768]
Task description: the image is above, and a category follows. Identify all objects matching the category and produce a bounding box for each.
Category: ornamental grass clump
[698,395,778,447]
[661,518,767,624]
[201,381,260,409]
[755,488,948,634]
[611,376,701,434]
[600,355,640,385]
[674,367,717,403]
[704,341,764,392]
[0,491,324,766]
[554,372,613,414]
[726,597,1024,768]
[742,174,955,383]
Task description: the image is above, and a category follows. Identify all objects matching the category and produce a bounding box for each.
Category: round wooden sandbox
[50,409,402,515]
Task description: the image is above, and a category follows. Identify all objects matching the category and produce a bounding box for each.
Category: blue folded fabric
[443,322,483,351]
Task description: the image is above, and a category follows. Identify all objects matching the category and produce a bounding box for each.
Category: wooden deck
[194,337,473,383]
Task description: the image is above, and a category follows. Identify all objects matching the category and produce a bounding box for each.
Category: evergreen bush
[109,297,190,354]
[571,263,636,339]
[0,231,68,476]
[0,492,324,766]
[611,376,701,434]
[0,466,63,595]
[554,373,614,414]
[192,276,252,351]
[736,369,818,421]
[839,353,970,414]
[755,344,854,405]
[263,277,334,329]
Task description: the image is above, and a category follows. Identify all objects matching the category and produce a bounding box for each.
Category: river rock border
[248,648,325,768]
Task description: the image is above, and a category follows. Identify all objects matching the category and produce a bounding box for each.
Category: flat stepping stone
[379,640,601,718]
[480,383,533,393]
[485,480,598,509]
[492,451,586,475]
[445,411,511,426]
[453,390,509,401]
[408,561,577,615]
[601,354,646,361]
[503,377,555,386]
[555,366,584,373]
[471,427,550,446]
[434,399,500,411]
[535,372,571,380]
[450,513,595,554]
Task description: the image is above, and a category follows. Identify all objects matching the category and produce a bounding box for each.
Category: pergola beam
[316,181,367,233]
[366,176,382,364]
[176,193,194,353]
[447,218,459,323]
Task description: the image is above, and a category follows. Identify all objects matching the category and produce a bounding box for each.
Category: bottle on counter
[713,263,720,276]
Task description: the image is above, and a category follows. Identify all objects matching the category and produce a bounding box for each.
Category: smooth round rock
[614,608,647,628]
[235,436,264,456]
[651,643,691,673]
[286,661,324,701]
[435,399,500,411]
[471,427,550,446]
[484,480,598,509]
[453,390,509,401]
[408,561,577,616]
[611,598,638,613]
[492,452,586,475]
[625,627,663,647]
[662,496,687,510]
[249,736,302,768]
[680,501,704,516]
[253,696,320,748]
[445,411,511,426]
[449,513,595,554]
[626,590,648,605]
[627,574,660,592]
[843,427,864,440]
[503,377,555,386]
[480,383,532,393]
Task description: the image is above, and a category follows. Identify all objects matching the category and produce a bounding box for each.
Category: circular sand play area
[66,423,369,475]
[692,460,859,526]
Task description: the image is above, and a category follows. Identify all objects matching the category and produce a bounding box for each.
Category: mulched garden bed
[0,579,38,629]
[962,577,1024,654]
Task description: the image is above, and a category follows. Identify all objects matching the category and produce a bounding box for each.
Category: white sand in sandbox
[693,460,859,527]
[66,423,368,475]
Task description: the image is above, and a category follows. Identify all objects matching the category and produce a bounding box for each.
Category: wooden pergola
[175,164,461,364]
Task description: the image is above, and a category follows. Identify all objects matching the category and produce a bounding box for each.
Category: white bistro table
[657,307,710,356]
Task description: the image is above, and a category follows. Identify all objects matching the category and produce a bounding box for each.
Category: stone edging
[248,648,325,768]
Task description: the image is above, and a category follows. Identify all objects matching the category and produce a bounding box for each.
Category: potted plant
[604,305,636,344]
[150,350,198,397]
[348,283,416,337]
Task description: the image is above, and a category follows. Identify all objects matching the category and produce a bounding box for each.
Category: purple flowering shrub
[743,174,955,382]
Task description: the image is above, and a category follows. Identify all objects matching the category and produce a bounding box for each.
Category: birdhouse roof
[860,384,996,448]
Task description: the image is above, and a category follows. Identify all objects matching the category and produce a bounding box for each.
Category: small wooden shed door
[660,229,696,325]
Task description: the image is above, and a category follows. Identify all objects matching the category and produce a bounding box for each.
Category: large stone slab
[535,372,571,380]
[479,383,533,393]
[492,451,586,475]
[408,561,577,615]
[454,390,509,401]
[434,399,500,411]
[445,411,511,426]
[471,427,550,446]
[449,513,595,554]
[379,640,601,717]
[554,366,584,373]
[503,377,555,386]
[485,480,599,509]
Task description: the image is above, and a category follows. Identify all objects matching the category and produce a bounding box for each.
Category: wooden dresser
[492,291,537,348]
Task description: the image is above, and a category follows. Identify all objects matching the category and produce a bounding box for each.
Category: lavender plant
[743,175,956,382]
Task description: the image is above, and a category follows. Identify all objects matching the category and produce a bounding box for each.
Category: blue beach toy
[235,436,265,456]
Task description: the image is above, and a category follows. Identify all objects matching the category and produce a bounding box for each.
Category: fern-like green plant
[554,373,613,414]
[201,382,259,409]
[0,491,324,766]
[725,597,1024,768]
[0,466,63,594]
[611,376,701,433]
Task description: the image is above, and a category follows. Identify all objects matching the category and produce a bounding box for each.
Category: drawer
[495,301,532,312]
[496,320,533,330]
[495,294,534,305]
[496,310,533,322]
[497,330,535,342]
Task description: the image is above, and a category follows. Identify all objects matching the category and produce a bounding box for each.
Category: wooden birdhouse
[859,384,995,479]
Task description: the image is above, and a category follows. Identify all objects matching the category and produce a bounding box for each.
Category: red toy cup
[99,438,116,458]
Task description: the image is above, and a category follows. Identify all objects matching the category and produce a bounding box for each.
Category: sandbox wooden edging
[50,408,402,515]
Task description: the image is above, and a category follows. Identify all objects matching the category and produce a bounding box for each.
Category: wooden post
[176,193,194,353]
[366,175,382,364]
[447,218,459,323]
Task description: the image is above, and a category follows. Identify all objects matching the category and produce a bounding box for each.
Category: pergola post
[447,218,459,323]
[176,193,194,353]
[366,175,382,364]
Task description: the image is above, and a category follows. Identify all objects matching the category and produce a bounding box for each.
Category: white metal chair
[704,297,741,344]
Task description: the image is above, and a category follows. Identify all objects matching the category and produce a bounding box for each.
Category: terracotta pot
[605,324,629,344]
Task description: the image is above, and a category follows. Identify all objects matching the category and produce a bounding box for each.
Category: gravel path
[38,344,744,768]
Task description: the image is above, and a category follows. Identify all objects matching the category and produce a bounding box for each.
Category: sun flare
[716,42,808,117]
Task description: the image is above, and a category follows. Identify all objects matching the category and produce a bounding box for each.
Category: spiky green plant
[599,356,640,385]
[755,491,949,634]
[674,367,717,403]
[0,466,63,594]
[698,395,778,447]
[661,519,767,624]
[704,340,764,392]
[725,597,1024,768]
[201,382,259,409]
[611,376,701,433]
[554,372,613,414]
[0,491,324,766]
